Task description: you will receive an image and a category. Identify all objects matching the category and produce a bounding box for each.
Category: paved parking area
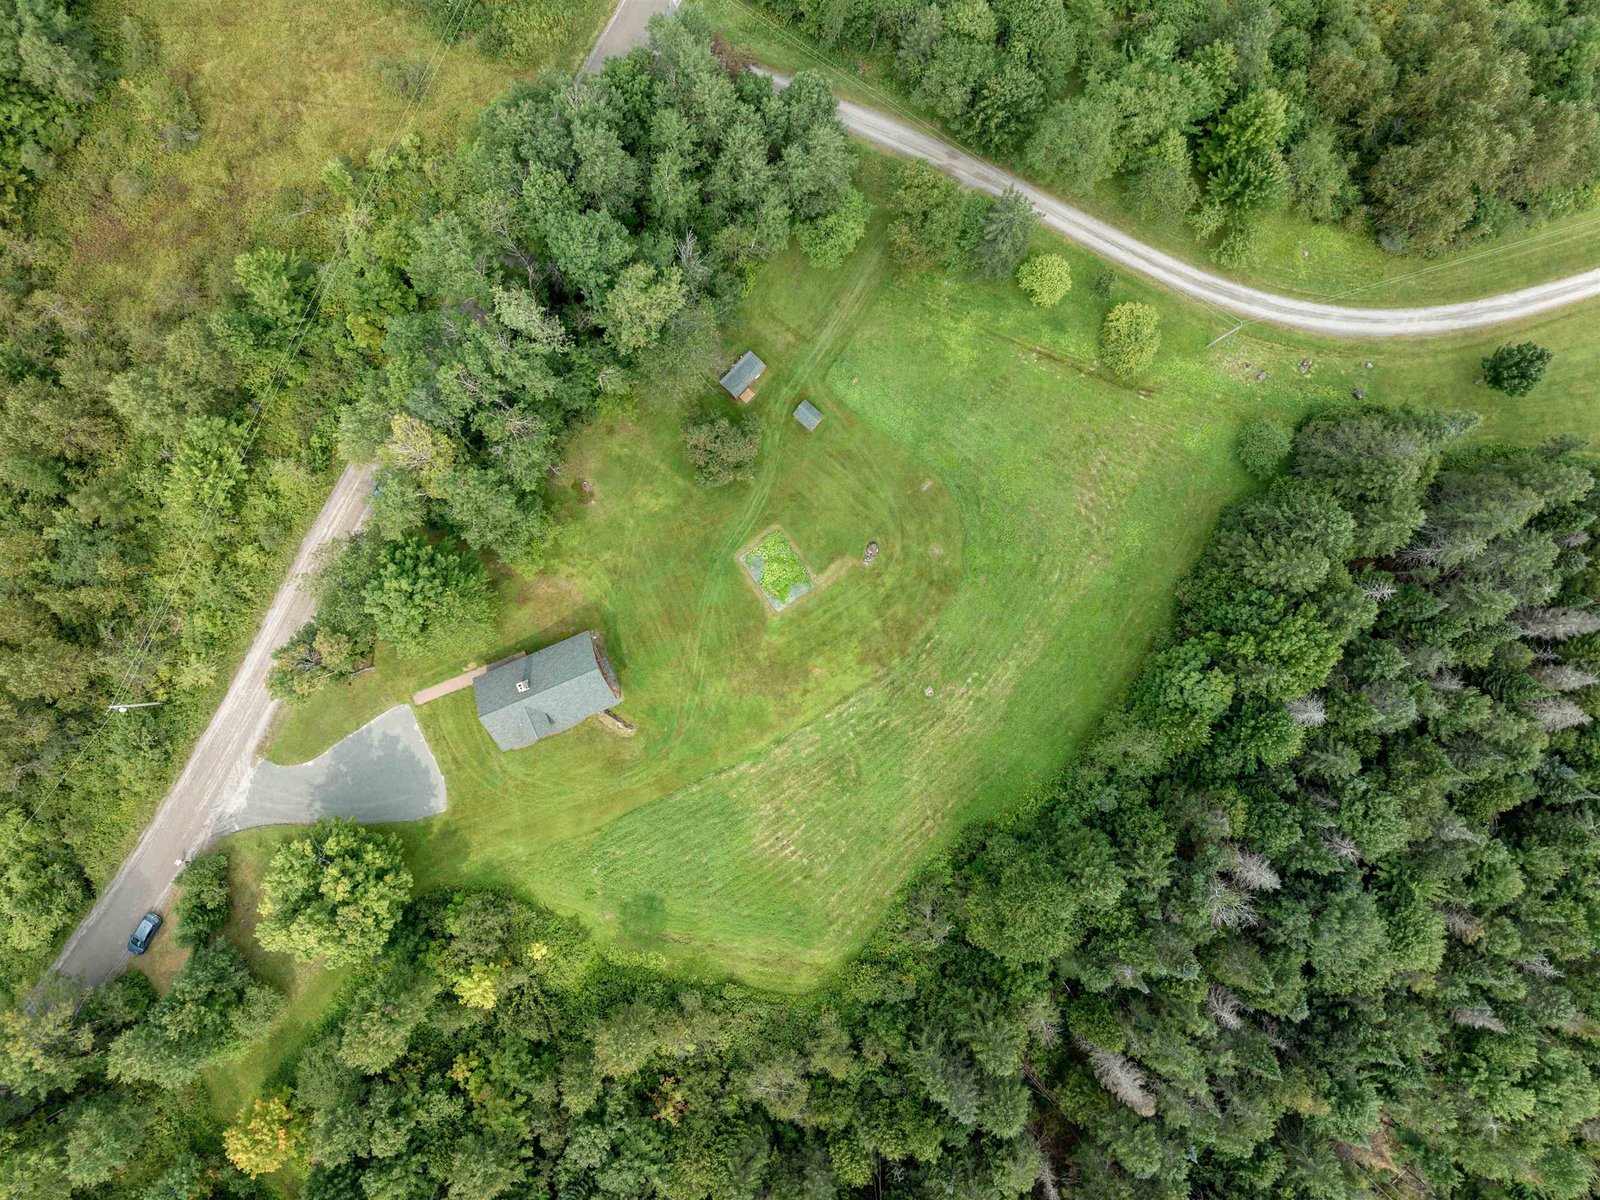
[212,706,446,836]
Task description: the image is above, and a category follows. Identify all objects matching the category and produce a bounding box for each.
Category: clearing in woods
[261,156,1600,992]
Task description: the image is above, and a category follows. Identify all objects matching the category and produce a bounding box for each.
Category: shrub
[1016,254,1072,307]
[1089,268,1116,300]
[1483,341,1553,397]
[224,1094,302,1177]
[1236,418,1293,480]
[683,416,759,487]
[174,853,231,948]
[1098,302,1161,378]
[376,56,431,100]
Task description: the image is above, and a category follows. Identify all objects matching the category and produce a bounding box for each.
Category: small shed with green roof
[473,632,622,752]
[720,352,766,403]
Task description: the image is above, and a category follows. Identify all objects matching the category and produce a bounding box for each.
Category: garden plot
[740,528,814,611]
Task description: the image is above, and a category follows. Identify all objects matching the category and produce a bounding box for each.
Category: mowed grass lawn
[259,158,1600,993]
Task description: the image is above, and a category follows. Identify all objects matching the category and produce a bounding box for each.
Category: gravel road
[52,465,375,987]
[761,70,1600,338]
[583,0,677,74]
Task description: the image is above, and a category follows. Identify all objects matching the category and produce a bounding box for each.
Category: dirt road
[583,0,677,74]
[52,465,375,987]
[758,70,1600,338]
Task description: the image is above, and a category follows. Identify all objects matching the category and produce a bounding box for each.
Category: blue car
[127,911,162,955]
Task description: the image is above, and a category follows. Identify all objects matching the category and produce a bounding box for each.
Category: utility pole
[107,701,163,714]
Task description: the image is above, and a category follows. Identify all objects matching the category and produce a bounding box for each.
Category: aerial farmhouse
[473,632,622,751]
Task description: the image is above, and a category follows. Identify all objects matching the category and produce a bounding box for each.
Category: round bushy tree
[795,187,872,269]
[1016,254,1072,307]
[1236,417,1293,480]
[224,1095,301,1178]
[256,819,412,966]
[1099,302,1161,379]
[361,536,494,659]
[683,416,759,487]
[1483,341,1553,396]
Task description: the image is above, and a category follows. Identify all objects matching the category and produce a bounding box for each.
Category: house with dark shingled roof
[473,632,622,751]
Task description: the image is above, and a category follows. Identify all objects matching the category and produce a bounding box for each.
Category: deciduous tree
[1015,253,1071,307]
[255,819,412,966]
[1098,302,1161,378]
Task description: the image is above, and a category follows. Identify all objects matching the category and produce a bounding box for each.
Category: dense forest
[11,402,1600,1196]
[0,12,870,990]
[753,0,1600,261]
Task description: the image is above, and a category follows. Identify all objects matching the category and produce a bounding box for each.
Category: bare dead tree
[1450,1006,1506,1033]
[1517,954,1562,979]
[1526,695,1592,732]
[1531,663,1600,692]
[1074,1036,1156,1118]
[1441,906,1482,944]
[1322,829,1360,862]
[1514,607,1600,641]
[1285,694,1327,727]
[1221,846,1281,892]
[1207,985,1245,1031]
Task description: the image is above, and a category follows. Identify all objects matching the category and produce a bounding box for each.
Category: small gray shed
[794,400,824,431]
[473,632,621,752]
[720,352,766,402]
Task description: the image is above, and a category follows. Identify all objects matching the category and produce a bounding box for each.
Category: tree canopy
[758,0,1600,258]
[20,408,1600,1199]
[255,818,413,965]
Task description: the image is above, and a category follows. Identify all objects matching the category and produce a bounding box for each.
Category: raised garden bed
[739,528,813,612]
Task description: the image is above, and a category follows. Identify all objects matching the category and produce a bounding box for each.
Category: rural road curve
[52,465,375,987]
[583,0,677,74]
[760,70,1600,337]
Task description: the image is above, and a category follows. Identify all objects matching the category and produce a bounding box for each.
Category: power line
[6,0,480,861]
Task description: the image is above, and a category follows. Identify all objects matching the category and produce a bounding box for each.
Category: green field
[256,152,1600,993]
[689,0,1600,308]
[32,0,611,338]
